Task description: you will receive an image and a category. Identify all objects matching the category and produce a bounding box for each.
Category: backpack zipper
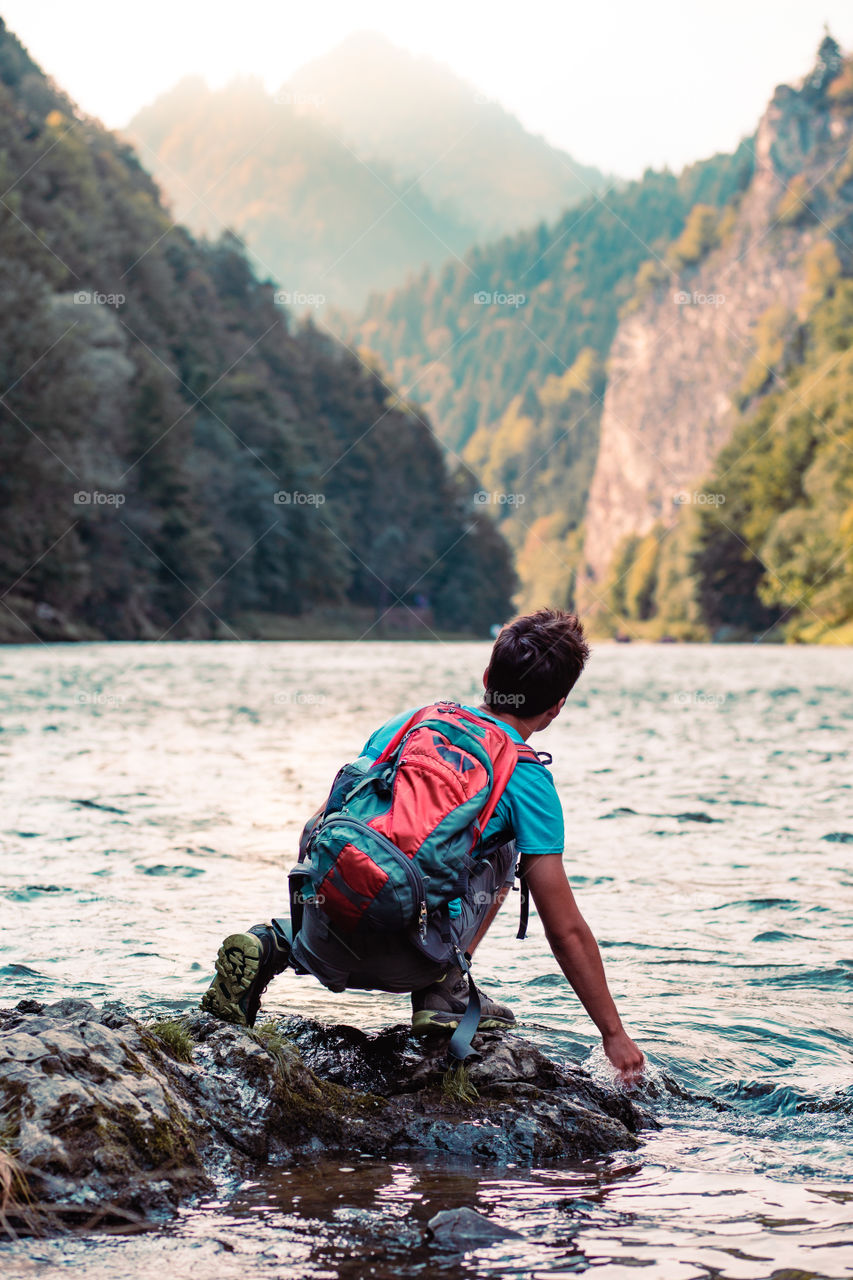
[331,813,428,937]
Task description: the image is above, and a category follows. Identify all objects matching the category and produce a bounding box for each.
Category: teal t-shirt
[358,705,564,913]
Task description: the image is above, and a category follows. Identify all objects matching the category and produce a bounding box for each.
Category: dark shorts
[290,840,517,993]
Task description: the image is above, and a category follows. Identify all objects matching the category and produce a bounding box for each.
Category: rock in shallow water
[0,999,650,1236]
[427,1206,522,1251]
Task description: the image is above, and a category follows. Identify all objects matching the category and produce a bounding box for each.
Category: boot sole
[200,933,263,1026]
[411,1009,515,1036]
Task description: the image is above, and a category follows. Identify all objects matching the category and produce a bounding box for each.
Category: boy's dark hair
[484,608,590,718]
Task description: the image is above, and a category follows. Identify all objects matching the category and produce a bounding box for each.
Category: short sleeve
[360,707,417,761]
[500,760,564,856]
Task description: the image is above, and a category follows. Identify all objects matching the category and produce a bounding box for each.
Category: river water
[1,640,852,1279]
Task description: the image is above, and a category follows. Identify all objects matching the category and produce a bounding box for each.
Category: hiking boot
[200,922,291,1027]
[411,966,515,1036]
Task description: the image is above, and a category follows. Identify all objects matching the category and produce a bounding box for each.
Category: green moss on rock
[149,1019,195,1064]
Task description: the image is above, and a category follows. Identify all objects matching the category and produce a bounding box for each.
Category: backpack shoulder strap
[374,704,434,765]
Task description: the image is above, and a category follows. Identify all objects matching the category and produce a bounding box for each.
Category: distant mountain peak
[801,29,844,100]
[284,34,611,241]
[127,37,611,312]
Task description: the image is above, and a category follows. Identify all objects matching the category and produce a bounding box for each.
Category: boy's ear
[482,665,490,688]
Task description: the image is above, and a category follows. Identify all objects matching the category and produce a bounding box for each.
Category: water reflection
[169,1156,853,1279]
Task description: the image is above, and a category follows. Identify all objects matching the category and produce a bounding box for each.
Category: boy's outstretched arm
[520,854,645,1084]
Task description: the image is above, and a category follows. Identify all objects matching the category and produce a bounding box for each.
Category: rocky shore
[0,998,655,1237]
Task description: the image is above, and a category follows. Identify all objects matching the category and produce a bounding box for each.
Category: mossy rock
[0,1000,656,1238]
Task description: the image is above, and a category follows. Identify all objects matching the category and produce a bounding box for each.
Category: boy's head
[483,608,590,720]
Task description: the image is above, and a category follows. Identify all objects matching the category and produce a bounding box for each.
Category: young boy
[202,609,645,1083]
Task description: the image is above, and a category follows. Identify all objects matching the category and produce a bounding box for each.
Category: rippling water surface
[1,641,852,1278]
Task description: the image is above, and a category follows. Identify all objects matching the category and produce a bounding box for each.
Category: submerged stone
[0,1000,652,1237]
[427,1205,522,1251]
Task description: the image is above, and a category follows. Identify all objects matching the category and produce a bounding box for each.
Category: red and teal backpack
[287,701,551,1060]
[291,701,546,945]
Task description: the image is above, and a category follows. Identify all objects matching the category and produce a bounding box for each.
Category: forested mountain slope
[125,75,478,315]
[343,37,853,640]
[339,145,753,607]
[589,35,853,643]
[0,21,514,642]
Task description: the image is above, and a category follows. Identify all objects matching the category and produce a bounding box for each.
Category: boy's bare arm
[520,853,645,1083]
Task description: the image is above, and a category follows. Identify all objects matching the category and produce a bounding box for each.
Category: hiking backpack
[289,701,546,946]
[283,700,551,1061]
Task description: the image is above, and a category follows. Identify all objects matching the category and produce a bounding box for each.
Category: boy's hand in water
[603,1029,645,1085]
[521,858,646,1085]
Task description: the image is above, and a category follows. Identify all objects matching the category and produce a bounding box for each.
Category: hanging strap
[512,746,546,944]
[447,948,482,1063]
[516,873,530,940]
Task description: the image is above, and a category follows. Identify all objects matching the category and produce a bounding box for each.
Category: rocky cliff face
[581,42,852,592]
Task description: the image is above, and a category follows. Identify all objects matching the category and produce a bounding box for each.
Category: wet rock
[279,1015,410,1096]
[14,998,43,1016]
[0,1002,210,1236]
[427,1206,522,1251]
[0,1002,649,1237]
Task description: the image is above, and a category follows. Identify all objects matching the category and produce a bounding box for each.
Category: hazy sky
[3,0,852,177]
